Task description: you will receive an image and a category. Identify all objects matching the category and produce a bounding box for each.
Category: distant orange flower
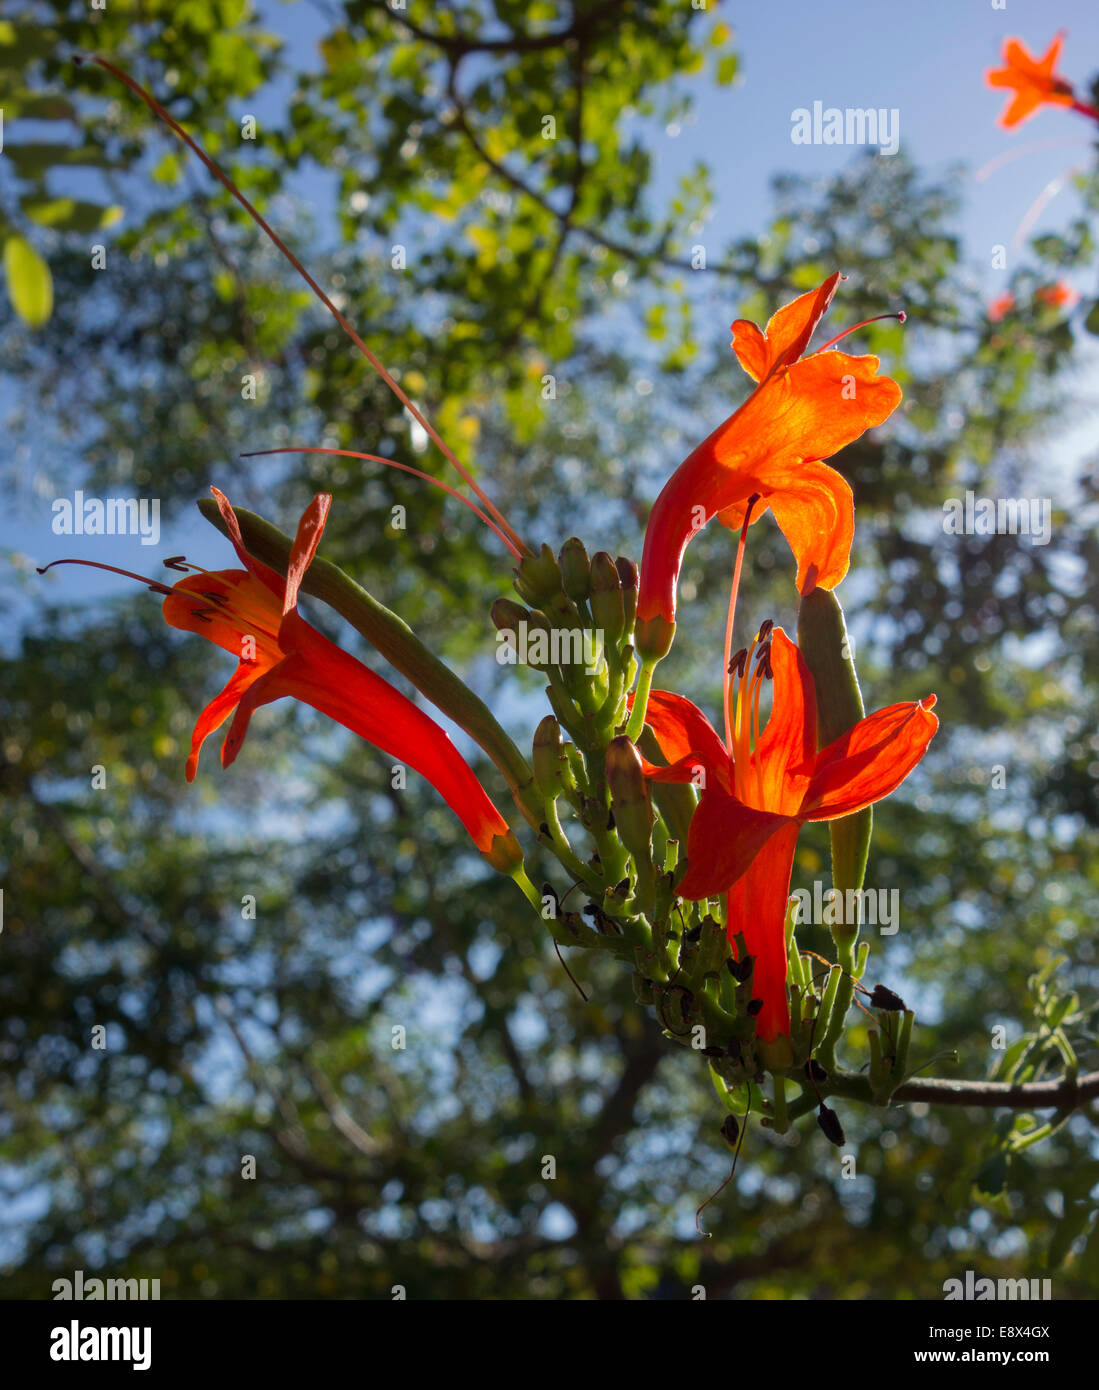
[1035,280,1078,311]
[988,292,1015,323]
[986,35,1098,128]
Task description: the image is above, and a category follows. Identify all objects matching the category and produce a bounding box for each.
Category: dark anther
[805,1058,828,1083]
[189,608,215,623]
[163,556,190,571]
[754,640,771,666]
[539,821,551,836]
[869,984,906,1012]
[756,618,774,644]
[746,997,763,1017]
[727,647,748,677]
[817,1104,846,1147]
[200,590,229,605]
[727,954,754,983]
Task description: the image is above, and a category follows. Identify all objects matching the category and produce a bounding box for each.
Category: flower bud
[532,714,565,798]
[514,542,565,607]
[604,734,654,862]
[590,551,625,644]
[616,556,638,632]
[797,587,871,906]
[558,537,591,603]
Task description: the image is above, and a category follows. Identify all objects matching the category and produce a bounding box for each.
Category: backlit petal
[639,689,730,788]
[676,789,794,900]
[223,616,511,854]
[731,272,842,383]
[751,629,817,815]
[802,697,938,819]
[727,822,801,1041]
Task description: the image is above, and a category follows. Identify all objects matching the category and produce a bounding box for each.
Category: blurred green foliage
[1,1,1097,1298]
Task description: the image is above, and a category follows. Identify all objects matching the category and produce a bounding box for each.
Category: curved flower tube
[635,273,902,660]
[637,628,938,1041]
[43,488,520,869]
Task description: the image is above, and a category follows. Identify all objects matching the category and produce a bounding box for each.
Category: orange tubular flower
[635,274,903,660]
[44,488,519,868]
[639,628,938,1042]
[986,35,1099,128]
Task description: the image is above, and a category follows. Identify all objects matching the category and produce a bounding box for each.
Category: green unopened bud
[590,551,625,644]
[559,537,591,603]
[616,557,638,632]
[635,614,675,662]
[514,542,565,607]
[492,599,554,672]
[605,734,654,862]
[532,715,566,798]
[491,597,530,636]
[797,588,871,910]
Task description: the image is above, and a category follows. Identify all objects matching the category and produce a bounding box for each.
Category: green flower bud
[616,556,638,632]
[589,551,625,644]
[491,599,552,672]
[532,714,565,798]
[514,542,565,607]
[559,537,591,603]
[605,734,654,863]
[797,587,872,907]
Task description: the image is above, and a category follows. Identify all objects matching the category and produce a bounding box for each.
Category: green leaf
[3,234,53,328]
[22,197,123,233]
[1084,299,1099,336]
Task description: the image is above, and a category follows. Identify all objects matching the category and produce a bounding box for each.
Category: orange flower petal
[183,657,275,782]
[676,790,794,900]
[801,697,939,820]
[210,486,286,596]
[731,271,842,383]
[751,628,817,815]
[727,821,801,1041]
[282,493,332,618]
[639,689,730,785]
[224,616,511,854]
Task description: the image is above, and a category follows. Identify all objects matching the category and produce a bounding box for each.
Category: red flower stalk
[635,274,903,661]
[637,627,938,1041]
[986,35,1099,129]
[41,489,520,869]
